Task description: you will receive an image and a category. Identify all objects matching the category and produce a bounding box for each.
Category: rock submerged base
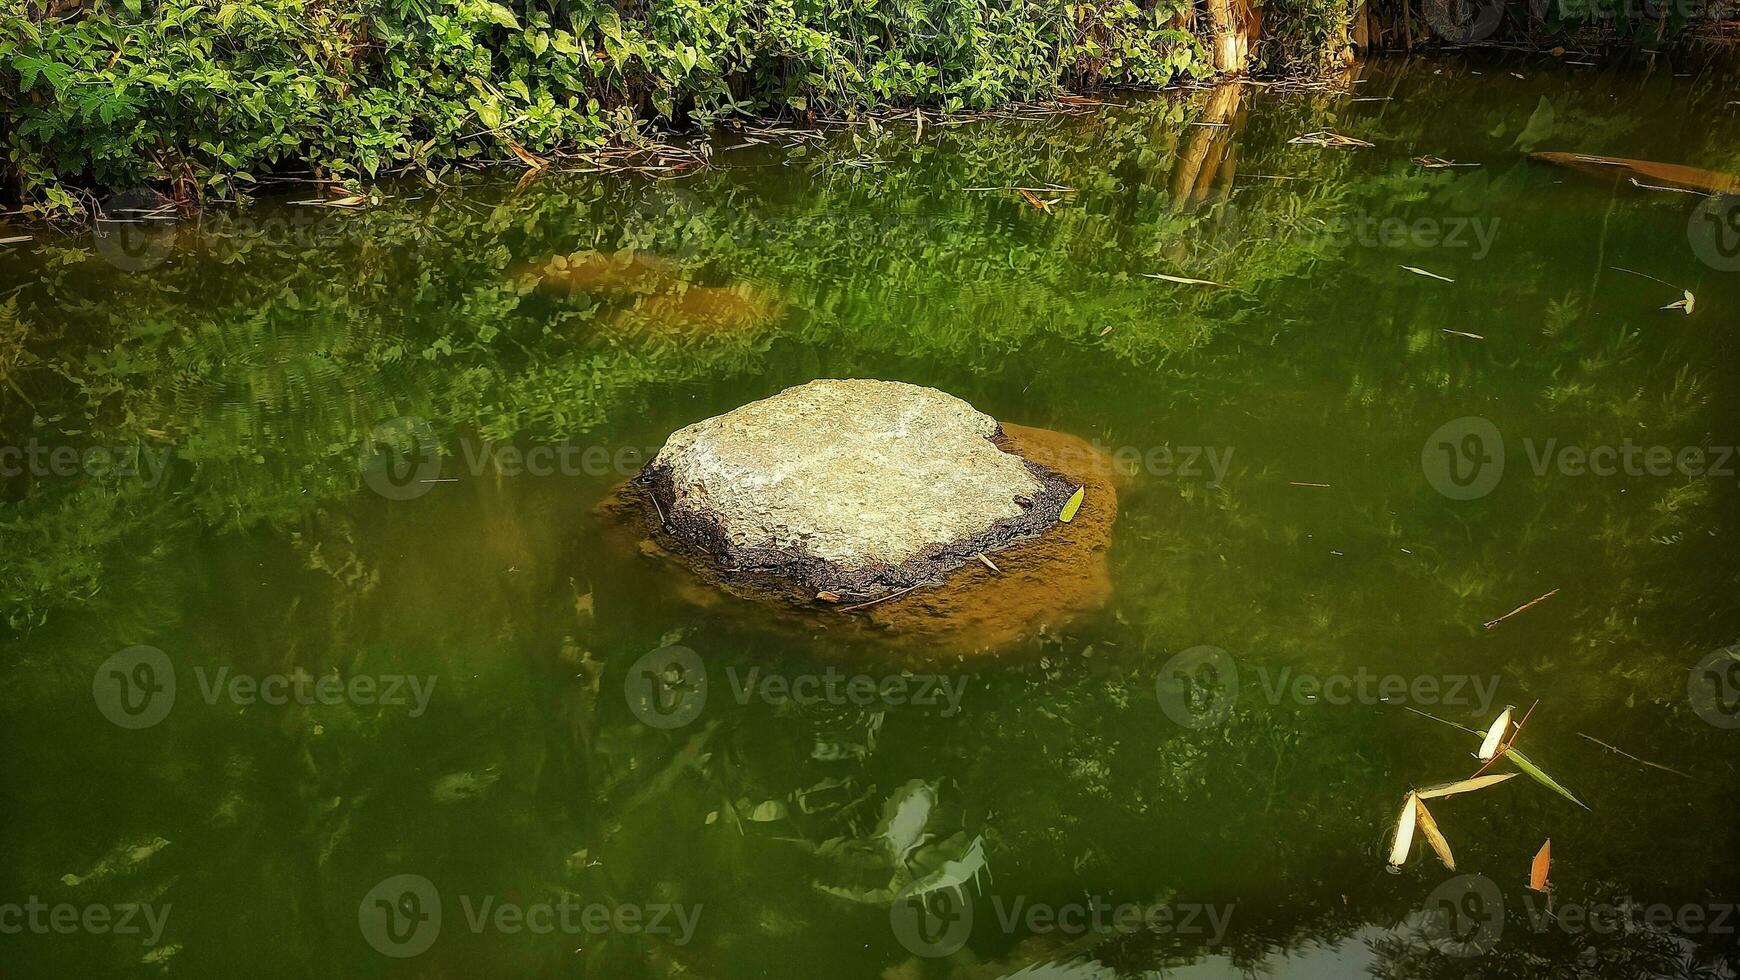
[600,381,1117,652]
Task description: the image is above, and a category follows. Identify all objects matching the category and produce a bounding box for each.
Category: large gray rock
[638,380,1074,595]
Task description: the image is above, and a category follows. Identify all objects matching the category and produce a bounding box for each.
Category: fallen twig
[1482,588,1560,630]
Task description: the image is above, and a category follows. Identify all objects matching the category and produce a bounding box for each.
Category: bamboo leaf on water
[1507,748,1589,809]
[1530,839,1552,891]
[1417,772,1517,799]
[1388,792,1419,868]
[1413,797,1455,870]
[1477,707,1512,762]
[1403,265,1455,282]
[1142,272,1227,287]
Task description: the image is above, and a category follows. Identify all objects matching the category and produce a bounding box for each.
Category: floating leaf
[0,235,30,246]
[748,800,788,822]
[1142,272,1226,287]
[1403,265,1455,283]
[1530,839,1552,891]
[816,591,841,604]
[1417,772,1517,800]
[1388,792,1419,868]
[1661,290,1695,314]
[1414,797,1455,870]
[1478,708,1512,761]
[1016,189,1054,212]
[1058,486,1085,523]
[976,553,1000,573]
[1508,748,1588,809]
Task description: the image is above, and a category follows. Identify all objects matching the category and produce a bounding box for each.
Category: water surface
[3,54,1739,979]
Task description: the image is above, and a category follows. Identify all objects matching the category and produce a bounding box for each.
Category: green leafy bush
[1,0,1207,217]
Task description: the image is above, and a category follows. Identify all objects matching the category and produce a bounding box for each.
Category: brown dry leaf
[327,195,367,208]
[0,236,30,246]
[816,591,841,604]
[1529,839,1552,891]
[1478,707,1512,761]
[508,141,549,170]
[1531,151,1740,195]
[1388,792,1419,868]
[976,553,1001,573]
[1413,797,1456,870]
[1290,130,1374,149]
[1417,772,1518,800]
[1017,188,1052,212]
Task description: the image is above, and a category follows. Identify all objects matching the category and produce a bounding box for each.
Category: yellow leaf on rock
[1059,486,1085,523]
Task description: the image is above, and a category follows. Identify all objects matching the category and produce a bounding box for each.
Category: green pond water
[3,55,1740,979]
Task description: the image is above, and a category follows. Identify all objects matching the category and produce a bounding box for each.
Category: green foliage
[0,0,1212,217]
